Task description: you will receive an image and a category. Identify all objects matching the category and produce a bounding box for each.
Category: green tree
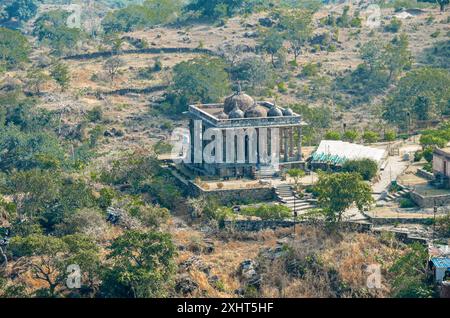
[420,134,447,148]
[384,130,396,142]
[343,130,359,142]
[0,27,30,69]
[26,67,51,94]
[0,126,64,172]
[102,0,184,33]
[363,130,379,143]
[383,67,450,129]
[33,10,84,55]
[101,230,176,298]
[169,57,230,112]
[4,0,38,24]
[260,29,284,68]
[280,9,313,62]
[360,40,384,74]
[287,168,305,192]
[383,34,412,82]
[342,159,378,181]
[324,130,341,140]
[5,170,60,219]
[185,0,245,19]
[389,243,434,298]
[437,0,449,12]
[9,234,101,297]
[315,172,373,226]
[50,62,70,91]
[230,55,275,94]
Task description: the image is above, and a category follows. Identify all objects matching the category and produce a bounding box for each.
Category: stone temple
[185,91,307,179]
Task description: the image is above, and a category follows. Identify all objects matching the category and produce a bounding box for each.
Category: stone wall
[64,47,215,60]
[417,168,435,181]
[223,220,372,233]
[186,181,276,205]
[410,191,450,208]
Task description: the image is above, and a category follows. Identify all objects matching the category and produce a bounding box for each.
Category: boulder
[175,275,199,295]
[259,17,275,27]
[238,260,261,289]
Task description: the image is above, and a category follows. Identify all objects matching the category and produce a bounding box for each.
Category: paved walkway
[344,145,419,221]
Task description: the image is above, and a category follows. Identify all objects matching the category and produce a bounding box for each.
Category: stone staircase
[275,184,316,215]
[382,186,412,202]
[253,165,278,179]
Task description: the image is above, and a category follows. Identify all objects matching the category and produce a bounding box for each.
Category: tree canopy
[0,27,30,70]
[383,67,450,129]
[100,230,176,298]
[315,172,373,226]
[167,57,231,113]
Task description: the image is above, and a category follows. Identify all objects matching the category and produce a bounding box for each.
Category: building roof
[224,92,255,114]
[312,140,387,165]
[244,104,268,118]
[431,258,450,269]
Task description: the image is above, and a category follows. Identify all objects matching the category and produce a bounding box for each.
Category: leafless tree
[104,57,125,83]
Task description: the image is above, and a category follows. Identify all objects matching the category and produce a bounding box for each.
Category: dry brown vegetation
[167,217,409,298]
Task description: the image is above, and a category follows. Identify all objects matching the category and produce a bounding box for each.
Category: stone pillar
[284,128,288,162]
[289,127,294,158]
[280,128,284,154]
[256,128,260,164]
[297,126,303,161]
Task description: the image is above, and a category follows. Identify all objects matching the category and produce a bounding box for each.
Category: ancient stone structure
[433,147,450,188]
[186,91,307,179]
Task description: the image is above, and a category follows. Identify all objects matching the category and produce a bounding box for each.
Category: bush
[102,0,183,33]
[86,106,103,123]
[301,63,320,77]
[384,130,396,142]
[414,151,424,162]
[324,131,341,140]
[240,204,291,220]
[435,214,450,237]
[399,197,416,208]
[343,130,359,142]
[0,27,30,69]
[422,147,433,163]
[342,159,378,181]
[385,17,402,33]
[55,208,108,237]
[363,130,379,143]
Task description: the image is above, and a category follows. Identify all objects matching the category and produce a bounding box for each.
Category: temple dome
[217,111,229,120]
[282,107,294,116]
[224,92,255,114]
[229,106,245,119]
[268,104,283,117]
[245,104,268,118]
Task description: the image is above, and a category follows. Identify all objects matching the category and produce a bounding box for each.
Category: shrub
[324,131,341,140]
[435,214,450,237]
[384,130,396,142]
[363,130,379,143]
[414,151,424,162]
[422,147,433,163]
[301,63,320,77]
[399,197,416,208]
[342,159,378,181]
[86,106,103,123]
[240,204,291,220]
[343,130,359,142]
[385,17,402,33]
